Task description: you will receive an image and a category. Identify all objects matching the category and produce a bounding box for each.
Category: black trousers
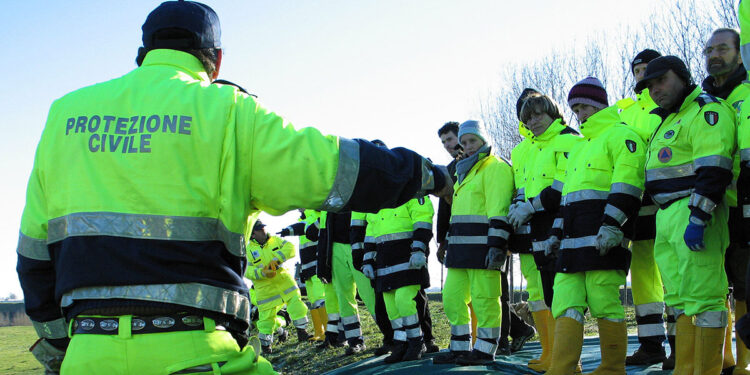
[374,288,434,343]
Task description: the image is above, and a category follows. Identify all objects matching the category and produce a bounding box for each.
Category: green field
[0,301,636,375]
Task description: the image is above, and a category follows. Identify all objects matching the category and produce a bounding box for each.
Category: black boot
[317,332,338,349]
[374,339,394,356]
[261,345,272,354]
[345,338,366,355]
[402,338,426,361]
[384,341,408,363]
[297,328,312,342]
[432,351,469,364]
[626,346,667,365]
[510,324,536,353]
[456,350,495,366]
[424,339,440,353]
[662,334,676,370]
[496,336,511,356]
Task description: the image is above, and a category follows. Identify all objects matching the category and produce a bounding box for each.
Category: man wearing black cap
[702,27,750,375]
[16,1,452,374]
[617,49,672,368]
[638,55,736,374]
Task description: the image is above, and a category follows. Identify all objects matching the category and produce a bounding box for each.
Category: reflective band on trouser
[403,313,422,339]
[637,322,666,338]
[635,302,665,317]
[450,323,471,352]
[61,283,250,321]
[552,270,626,321]
[529,300,548,312]
[474,326,500,356]
[293,317,308,329]
[17,233,49,261]
[33,318,68,339]
[561,308,585,324]
[391,318,406,342]
[258,332,273,346]
[321,137,359,211]
[341,314,362,339]
[47,212,246,257]
[257,294,282,306]
[326,313,341,333]
[519,253,545,309]
[694,310,728,328]
[665,306,676,336]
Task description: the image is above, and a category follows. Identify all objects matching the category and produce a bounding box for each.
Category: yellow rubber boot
[736,300,750,375]
[528,309,552,366]
[585,319,627,375]
[695,325,726,375]
[311,307,326,341]
[674,314,695,375]
[469,302,478,346]
[544,317,584,375]
[725,299,737,371]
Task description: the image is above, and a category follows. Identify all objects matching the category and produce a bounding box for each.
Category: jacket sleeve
[601,129,646,229]
[408,198,434,253]
[286,222,306,236]
[436,199,451,244]
[362,214,377,270]
[739,100,750,236]
[17,142,70,347]
[272,238,296,264]
[242,98,446,215]
[305,218,320,242]
[687,101,736,221]
[350,212,367,270]
[485,158,515,249]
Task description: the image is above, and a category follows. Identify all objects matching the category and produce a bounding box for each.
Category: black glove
[277,228,291,237]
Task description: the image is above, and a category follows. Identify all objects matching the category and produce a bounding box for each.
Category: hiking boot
[296,328,312,342]
[432,351,469,364]
[402,338,426,361]
[511,325,536,353]
[662,354,675,370]
[456,350,495,366]
[425,339,440,354]
[626,347,667,366]
[374,341,393,356]
[497,336,511,356]
[317,332,343,349]
[384,341,408,363]
[345,342,366,356]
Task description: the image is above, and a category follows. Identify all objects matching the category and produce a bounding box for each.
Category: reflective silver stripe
[390,318,404,330]
[33,318,68,339]
[394,330,407,341]
[281,285,298,295]
[345,327,362,338]
[17,232,49,261]
[667,322,676,335]
[257,294,282,306]
[351,243,363,250]
[364,236,375,244]
[293,317,308,329]
[413,222,432,231]
[604,204,627,225]
[561,235,597,249]
[450,215,489,224]
[327,313,341,321]
[321,137,360,211]
[563,189,608,204]
[406,326,422,338]
[253,268,263,279]
[488,228,510,240]
[551,179,563,192]
[300,241,317,249]
[602,317,625,323]
[531,197,545,212]
[473,338,498,355]
[744,205,750,219]
[694,155,732,170]
[411,241,427,250]
[528,300,549,312]
[417,158,436,197]
[275,250,287,262]
[403,314,420,327]
[376,262,411,277]
[477,327,500,338]
[673,308,685,319]
[451,323,471,336]
[532,241,547,252]
[646,163,695,181]
[48,212,246,257]
[61,283,250,320]
[741,148,750,162]
[341,314,360,325]
[448,235,487,245]
[516,223,531,235]
[351,219,366,227]
[301,261,317,270]
[637,323,666,338]
[375,231,412,243]
[312,299,325,309]
[694,310,728,328]
[516,187,526,198]
[561,308,585,324]
[610,183,643,198]
[552,218,563,229]
[635,302,665,317]
[638,205,658,216]
[689,193,717,213]
[652,189,692,205]
[489,216,510,223]
[450,339,471,352]
[364,251,376,261]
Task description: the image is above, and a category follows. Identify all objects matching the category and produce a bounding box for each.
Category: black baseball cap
[634,55,692,93]
[142,0,221,49]
[252,220,266,231]
[631,49,661,73]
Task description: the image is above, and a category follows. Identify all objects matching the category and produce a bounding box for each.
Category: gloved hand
[409,251,427,269]
[362,264,375,280]
[684,216,706,251]
[30,338,65,375]
[540,236,560,257]
[277,228,291,237]
[508,200,535,228]
[436,242,447,264]
[484,247,507,270]
[262,261,278,278]
[595,225,624,256]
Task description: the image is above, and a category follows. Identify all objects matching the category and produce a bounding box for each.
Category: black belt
[73,313,209,335]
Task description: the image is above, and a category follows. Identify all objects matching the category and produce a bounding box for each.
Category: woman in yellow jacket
[432,120,515,366]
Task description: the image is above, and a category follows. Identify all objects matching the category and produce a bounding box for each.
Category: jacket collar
[701,65,747,100]
[456,145,491,184]
[578,106,621,139]
[141,49,211,82]
[532,118,566,142]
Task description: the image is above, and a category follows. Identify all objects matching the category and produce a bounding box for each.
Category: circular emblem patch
[664,130,675,139]
[657,147,673,163]
[153,317,176,329]
[80,319,96,331]
[181,315,203,327]
[99,319,119,331]
[131,319,146,331]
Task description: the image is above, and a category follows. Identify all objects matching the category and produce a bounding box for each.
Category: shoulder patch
[626,140,637,153]
[695,93,720,107]
[559,126,579,136]
[704,111,719,126]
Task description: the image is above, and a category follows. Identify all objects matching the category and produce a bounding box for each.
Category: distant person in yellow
[246,220,311,353]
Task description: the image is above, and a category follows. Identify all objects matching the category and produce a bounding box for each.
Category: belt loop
[203,317,216,332]
[119,316,132,339]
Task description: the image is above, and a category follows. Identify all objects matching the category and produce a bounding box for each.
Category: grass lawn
[0,301,637,375]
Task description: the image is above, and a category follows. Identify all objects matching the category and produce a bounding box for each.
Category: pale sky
[0,0,657,298]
